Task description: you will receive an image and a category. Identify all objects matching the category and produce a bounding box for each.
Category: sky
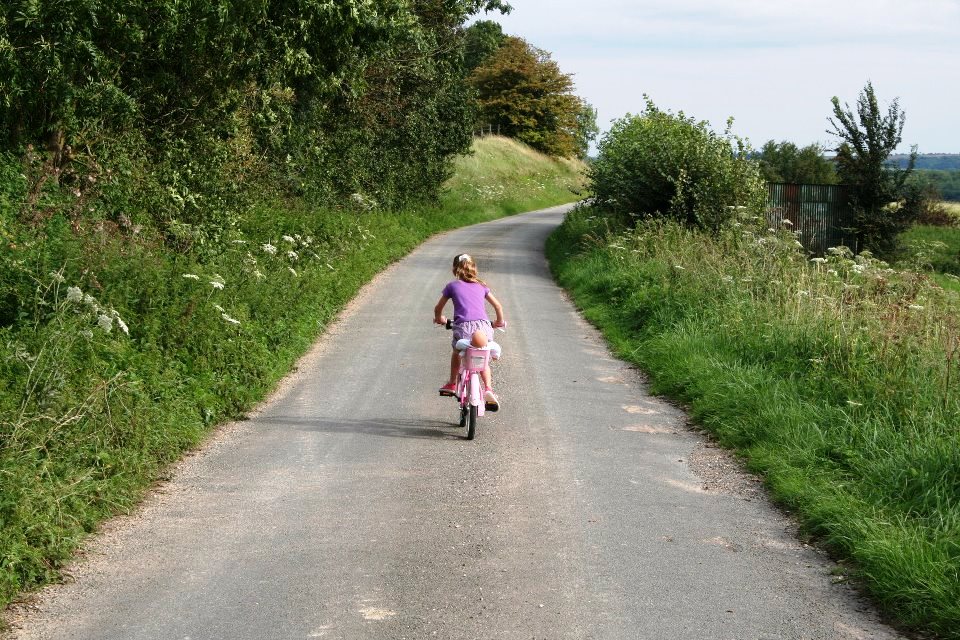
[478,0,960,153]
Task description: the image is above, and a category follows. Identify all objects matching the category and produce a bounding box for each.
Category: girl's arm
[434,295,450,324]
[486,292,506,328]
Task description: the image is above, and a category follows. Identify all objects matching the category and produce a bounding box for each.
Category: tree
[574,102,600,160]
[463,20,506,73]
[468,36,583,157]
[828,81,921,256]
[589,99,766,231]
[758,140,837,184]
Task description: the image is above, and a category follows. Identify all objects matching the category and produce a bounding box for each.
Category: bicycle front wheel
[466,404,477,440]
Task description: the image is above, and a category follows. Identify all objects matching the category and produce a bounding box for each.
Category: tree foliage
[463,20,506,73]
[758,140,837,184]
[589,99,766,231]
[828,81,922,256]
[0,0,512,246]
[468,36,590,158]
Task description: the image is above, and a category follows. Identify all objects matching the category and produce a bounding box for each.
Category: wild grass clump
[0,137,586,607]
[549,206,960,638]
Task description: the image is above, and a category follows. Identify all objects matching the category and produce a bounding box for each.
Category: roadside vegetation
[0,135,585,608]
[548,87,960,638]
[1,0,592,610]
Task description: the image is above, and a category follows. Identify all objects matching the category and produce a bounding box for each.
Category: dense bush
[589,99,766,231]
[0,0,512,246]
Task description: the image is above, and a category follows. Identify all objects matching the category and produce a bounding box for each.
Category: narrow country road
[7,205,901,640]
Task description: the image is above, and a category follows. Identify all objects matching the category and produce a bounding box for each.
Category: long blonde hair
[452,253,486,285]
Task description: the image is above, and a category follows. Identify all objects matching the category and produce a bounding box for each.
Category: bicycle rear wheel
[459,404,468,428]
[466,404,477,440]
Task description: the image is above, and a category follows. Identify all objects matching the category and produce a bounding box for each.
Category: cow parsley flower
[288,267,298,277]
[97,314,113,332]
[210,281,225,290]
[262,243,277,255]
[282,235,295,243]
[182,273,200,280]
[287,250,299,261]
[66,286,83,303]
[221,313,241,325]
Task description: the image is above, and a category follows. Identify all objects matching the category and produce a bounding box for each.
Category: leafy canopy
[469,36,590,158]
[828,81,923,256]
[758,141,837,185]
[589,98,766,231]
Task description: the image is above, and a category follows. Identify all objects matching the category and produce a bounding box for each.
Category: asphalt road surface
[7,205,902,640]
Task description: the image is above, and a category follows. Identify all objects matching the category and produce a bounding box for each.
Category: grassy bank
[548,207,960,638]
[0,137,585,608]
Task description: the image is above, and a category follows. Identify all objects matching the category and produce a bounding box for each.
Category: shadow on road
[254,415,467,440]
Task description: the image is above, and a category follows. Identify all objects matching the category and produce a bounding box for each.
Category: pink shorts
[451,319,493,349]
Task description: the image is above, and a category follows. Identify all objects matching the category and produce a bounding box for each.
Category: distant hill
[889,153,960,170]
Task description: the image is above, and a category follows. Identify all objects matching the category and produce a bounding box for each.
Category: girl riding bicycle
[433,253,506,408]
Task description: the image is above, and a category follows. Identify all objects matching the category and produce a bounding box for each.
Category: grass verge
[0,137,585,608]
[547,206,960,639]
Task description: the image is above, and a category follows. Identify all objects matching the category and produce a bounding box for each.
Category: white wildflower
[83,294,99,310]
[767,228,776,233]
[810,257,827,264]
[66,286,83,303]
[213,304,225,312]
[282,235,295,243]
[794,241,803,248]
[80,329,94,340]
[674,265,685,270]
[287,250,299,261]
[326,263,335,270]
[722,275,734,283]
[288,267,298,277]
[50,271,66,283]
[782,219,794,226]
[182,273,200,280]
[828,269,838,276]
[115,316,129,335]
[231,239,248,245]
[210,280,225,290]
[851,264,866,274]
[797,290,810,297]
[262,243,277,255]
[97,314,113,333]
[908,304,924,311]
[253,269,265,280]
[221,313,241,326]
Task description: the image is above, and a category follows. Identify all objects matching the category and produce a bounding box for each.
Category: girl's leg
[449,350,459,385]
[481,366,492,389]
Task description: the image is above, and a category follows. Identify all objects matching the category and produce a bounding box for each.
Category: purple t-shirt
[442,280,490,322]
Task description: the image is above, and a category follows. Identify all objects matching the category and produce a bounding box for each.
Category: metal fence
[766,183,853,255]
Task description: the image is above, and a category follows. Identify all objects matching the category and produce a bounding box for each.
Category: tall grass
[0,138,586,608]
[548,207,960,639]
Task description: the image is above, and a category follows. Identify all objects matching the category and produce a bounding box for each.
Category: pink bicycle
[443,319,492,440]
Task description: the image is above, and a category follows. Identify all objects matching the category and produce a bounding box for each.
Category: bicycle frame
[457,347,490,417]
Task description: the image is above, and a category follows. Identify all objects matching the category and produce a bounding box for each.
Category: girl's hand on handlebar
[434,315,446,325]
